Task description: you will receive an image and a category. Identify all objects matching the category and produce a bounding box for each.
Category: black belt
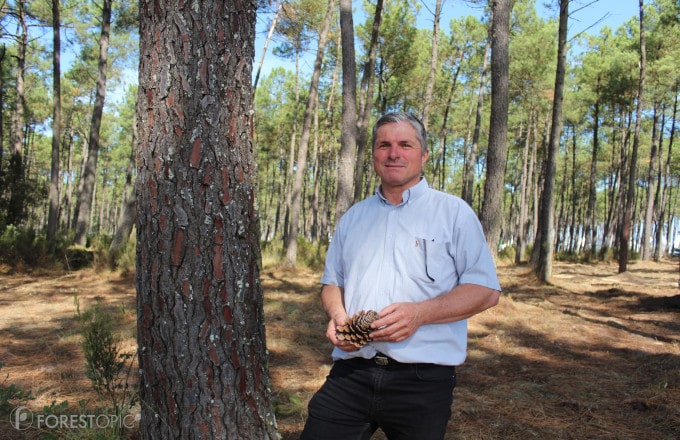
[344,353,425,367]
[373,353,398,366]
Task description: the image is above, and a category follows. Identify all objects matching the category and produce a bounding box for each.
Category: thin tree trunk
[74,0,112,245]
[335,0,358,222]
[480,0,511,258]
[463,24,491,205]
[109,110,138,257]
[421,0,441,130]
[352,0,383,203]
[0,46,5,178]
[282,46,301,243]
[641,102,659,260]
[47,0,62,242]
[653,103,668,260]
[312,46,340,241]
[8,1,27,226]
[253,1,282,93]
[285,0,336,266]
[516,108,533,263]
[432,50,462,190]
[536,0,568,282]
[619,0,646,273]
[586,88,600,259]
[656,84,677,259]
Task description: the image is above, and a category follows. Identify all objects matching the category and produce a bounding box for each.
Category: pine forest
[0,0,679,273]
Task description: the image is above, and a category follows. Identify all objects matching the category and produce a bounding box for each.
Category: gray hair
[371,112,427,153]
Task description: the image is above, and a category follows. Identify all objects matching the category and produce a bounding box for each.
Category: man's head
[371,112,427,153]
[371,112,429,200]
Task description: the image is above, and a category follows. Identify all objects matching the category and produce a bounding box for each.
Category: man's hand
[370,302,423,343]
[326,316,360,352]
[370,284,501,343]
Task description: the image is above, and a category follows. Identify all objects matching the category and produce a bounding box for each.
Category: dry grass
[0,259,679,439]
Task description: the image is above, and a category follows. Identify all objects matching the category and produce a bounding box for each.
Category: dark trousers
[300,356,456,440]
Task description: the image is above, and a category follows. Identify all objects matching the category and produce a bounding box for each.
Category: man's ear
[422,149,429,165]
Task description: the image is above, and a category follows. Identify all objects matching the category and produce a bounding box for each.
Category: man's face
[373,121,428,194]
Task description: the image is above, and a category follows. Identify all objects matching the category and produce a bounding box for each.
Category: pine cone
[336,310,379,347]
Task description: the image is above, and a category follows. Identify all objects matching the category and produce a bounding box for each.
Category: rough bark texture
[480,0,511,259]
[335,0,358,223]
[536,0,568,282]
[136,1,277,438]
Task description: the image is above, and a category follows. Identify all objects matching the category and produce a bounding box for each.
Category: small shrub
[0,225,52,267]
[497,245,516,262]
[110,234,136,276]
[77,303,137,435]
[297,237,328,271]
[65,245,95,270]
[0,362,34,416]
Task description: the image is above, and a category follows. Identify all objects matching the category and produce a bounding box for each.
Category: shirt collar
[376,177,429,206]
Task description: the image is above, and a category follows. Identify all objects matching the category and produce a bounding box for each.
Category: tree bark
[586,89,600,259]
[353,0,383,203]
[335,0,358,222]
[463,18,491,205]
[7,1,27,227]
[480,0,512,259]
[619,0,646,273]
[536,0,568,282]
[421,0,441,130]
[136,1,277,438]
[515,108,534,263]
[641,102,658,260]
[73,0,112,245]
[47,0,62,242]
[109,110,138,258]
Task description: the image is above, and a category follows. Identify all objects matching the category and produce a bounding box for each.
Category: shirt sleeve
[321,217,346,287]
[452,202,502,291]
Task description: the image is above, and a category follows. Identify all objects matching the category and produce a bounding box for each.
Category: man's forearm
[321,284,346,320]
[418,283,500,325]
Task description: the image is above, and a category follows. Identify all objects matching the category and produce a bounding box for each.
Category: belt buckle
[374,354,389,366]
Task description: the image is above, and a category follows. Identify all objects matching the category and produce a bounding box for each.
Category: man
[301,112,501,439]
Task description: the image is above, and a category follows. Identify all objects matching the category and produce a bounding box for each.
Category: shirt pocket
[421,239,453,283]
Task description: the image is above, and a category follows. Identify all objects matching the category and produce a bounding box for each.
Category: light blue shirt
[322,178,501,365]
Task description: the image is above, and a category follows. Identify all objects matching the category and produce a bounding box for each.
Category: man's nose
[386,144,400,158]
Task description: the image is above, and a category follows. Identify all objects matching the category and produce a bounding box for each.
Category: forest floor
[0,258,678,439]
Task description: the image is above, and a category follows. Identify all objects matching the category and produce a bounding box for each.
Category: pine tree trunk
[47,0,62,242]
[586,93,600,259]
[136,2,278,438]
[641,102,659,260]
[536,0,568,282]
[73,0,112,245]
[109,118,138,257]
[619,0,646,273]
[421,0,441,130]
[353,0,383,203]
[480,0,512,258]
[463,26,491,205]
[284,0,336,266]
[335,0,359,222]
[7,1,27,227]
